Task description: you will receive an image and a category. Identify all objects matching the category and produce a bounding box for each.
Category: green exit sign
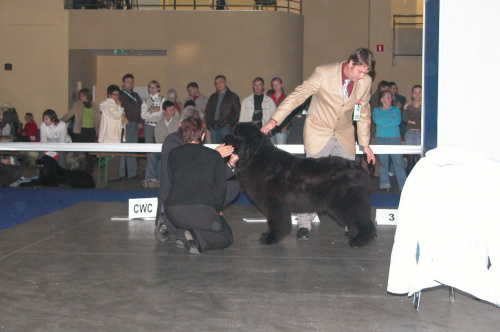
[113,50,126,55]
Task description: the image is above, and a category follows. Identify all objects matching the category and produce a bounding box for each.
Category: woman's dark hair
[25,113,34,122]
[379,90,392,101]
[42,109,59,126]
[107,84,120,96]
[79,88,92,101]
[181,115,206,145]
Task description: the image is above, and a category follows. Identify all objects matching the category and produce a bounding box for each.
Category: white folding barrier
[0,142,422,155]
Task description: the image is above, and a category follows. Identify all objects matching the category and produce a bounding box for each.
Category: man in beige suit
[261,48,376,240]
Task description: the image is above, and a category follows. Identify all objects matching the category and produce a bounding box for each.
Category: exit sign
[113,49,126,55]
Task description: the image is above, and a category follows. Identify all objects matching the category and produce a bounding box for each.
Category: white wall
[438,0,500,161]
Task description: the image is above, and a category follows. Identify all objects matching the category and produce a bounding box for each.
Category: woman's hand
[229,153,239,166]
[216,143,234,158]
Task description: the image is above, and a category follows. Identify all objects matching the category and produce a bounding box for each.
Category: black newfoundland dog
[228,122,376,247]
[20,155,95,189]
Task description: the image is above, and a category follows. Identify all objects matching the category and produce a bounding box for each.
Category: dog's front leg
[259,199,292,245]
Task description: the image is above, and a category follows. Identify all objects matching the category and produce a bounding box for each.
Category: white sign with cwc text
[129,198,158,219]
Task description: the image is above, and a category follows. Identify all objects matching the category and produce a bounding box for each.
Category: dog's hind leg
[330,195,376,248]
[259,199,292,245]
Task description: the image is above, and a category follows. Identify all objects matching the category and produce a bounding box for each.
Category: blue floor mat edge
[0,188,400,231]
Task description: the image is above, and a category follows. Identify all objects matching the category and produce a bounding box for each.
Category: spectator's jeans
[143,123,155,144]
[120,122,138,178]
[404,129,421,145]
[404,130,421,174]
[209,126,233,144]
[376,136,407,191]
[271,130,289,145]
[145,152,161,180]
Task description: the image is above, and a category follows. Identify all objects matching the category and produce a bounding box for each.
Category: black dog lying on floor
[20,155,95,189]
[225,122,376,247]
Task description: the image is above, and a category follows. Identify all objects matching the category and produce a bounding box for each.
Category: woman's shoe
[185,229,203,254]
[155,221,169,242]
[186,240,201,255]
[174,239,187,249]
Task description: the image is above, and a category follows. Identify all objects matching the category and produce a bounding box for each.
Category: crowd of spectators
[370,80,422,191]
[1,73,421,194]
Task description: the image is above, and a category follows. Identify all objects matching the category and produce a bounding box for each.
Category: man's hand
[216,143,234,158]
[151,106,161,113]
[261,119,277,134]
[363,146,376,165]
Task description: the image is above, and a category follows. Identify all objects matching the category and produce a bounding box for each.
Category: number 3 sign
[375,209,398,225]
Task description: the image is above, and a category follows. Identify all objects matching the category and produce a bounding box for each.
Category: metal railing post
[64,0,304,13]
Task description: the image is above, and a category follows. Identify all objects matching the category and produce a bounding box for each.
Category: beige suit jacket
[271,62,372,155]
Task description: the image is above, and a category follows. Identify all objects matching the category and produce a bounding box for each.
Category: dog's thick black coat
[228,122,376,247]
[20,155,95,189]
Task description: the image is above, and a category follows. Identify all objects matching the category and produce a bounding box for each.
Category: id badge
[353,103,361,122]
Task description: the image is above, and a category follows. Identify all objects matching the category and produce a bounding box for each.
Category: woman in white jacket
[99,84,124,181]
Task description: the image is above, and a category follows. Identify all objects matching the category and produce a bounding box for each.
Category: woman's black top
[166,143,226,211]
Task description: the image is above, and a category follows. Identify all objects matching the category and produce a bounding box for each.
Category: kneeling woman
[165,115,233,254]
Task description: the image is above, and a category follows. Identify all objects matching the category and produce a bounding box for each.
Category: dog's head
[230,122,274,159]
[36,155,59,169]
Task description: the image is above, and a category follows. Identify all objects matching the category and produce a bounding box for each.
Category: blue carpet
[0,188,399,231]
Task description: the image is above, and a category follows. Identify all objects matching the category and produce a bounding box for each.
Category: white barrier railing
[0,142,422,155]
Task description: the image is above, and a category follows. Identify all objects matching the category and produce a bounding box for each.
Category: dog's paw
[348,234,375,248]
[259,232,277,245]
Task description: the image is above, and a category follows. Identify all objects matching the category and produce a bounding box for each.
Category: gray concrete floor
[1,200,499,331]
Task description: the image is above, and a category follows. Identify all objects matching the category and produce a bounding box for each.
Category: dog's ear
[221,133,235,146]
[234,123,261,147]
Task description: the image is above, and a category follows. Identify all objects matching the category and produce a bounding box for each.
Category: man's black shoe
[297,227,310,240]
